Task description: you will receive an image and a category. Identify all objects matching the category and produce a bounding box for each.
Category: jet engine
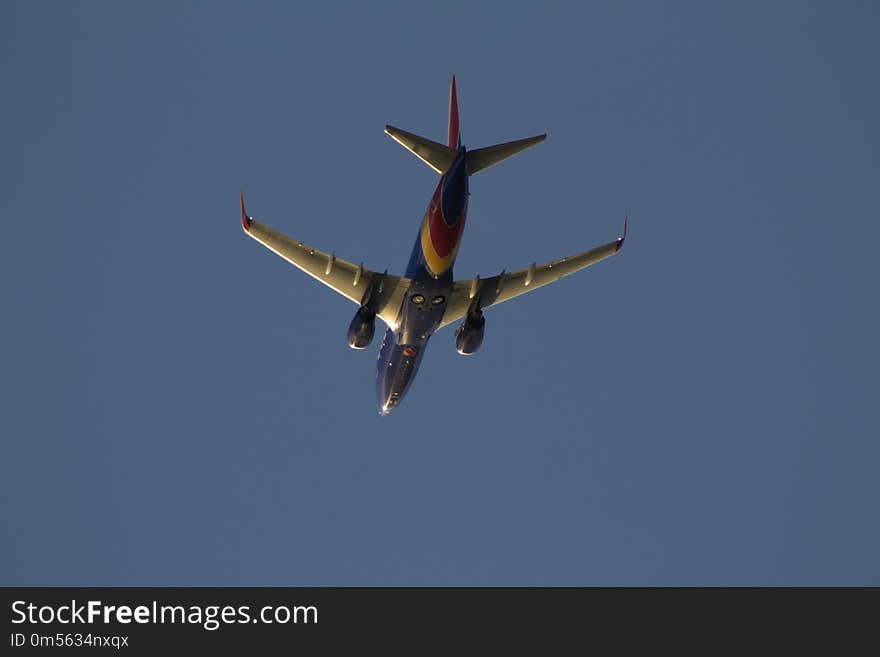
[454,310,485,355]
[347,307,376,349]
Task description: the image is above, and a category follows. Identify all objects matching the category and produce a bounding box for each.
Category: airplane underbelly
[375,329,427,415]
[374,276,451,413]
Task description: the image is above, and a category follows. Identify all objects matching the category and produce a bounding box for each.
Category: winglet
[240,191,252,232]
[615,211,627,253]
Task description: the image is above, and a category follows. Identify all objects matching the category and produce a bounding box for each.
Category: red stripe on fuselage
[427,182,465,257]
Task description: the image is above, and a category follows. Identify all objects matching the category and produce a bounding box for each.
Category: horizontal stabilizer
[384,125,458,174]
[466,134,546,175]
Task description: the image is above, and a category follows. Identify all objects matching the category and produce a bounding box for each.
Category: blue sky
[2,1,878,585]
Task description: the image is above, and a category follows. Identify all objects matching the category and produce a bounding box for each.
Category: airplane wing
[240,193,410,330]
[439,217,627,329]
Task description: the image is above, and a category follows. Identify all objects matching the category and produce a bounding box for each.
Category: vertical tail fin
[447,75,460,148]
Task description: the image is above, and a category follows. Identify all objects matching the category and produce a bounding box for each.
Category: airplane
[240,76,627,415]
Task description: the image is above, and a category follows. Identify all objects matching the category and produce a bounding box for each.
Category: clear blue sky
[2,1,878,585]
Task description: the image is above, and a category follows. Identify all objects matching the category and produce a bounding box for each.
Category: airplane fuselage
[375,145,469,414]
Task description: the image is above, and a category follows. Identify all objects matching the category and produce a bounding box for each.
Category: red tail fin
[447,75,460,148]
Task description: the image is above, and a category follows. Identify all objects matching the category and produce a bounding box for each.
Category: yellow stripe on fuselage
[419,213,459,276]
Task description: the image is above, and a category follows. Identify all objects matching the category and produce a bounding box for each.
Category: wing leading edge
[240,193,410,330]
[439,215,627,329]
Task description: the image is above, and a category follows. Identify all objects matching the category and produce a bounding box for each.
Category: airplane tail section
[383,75,462,174]
[465,133,547,175]
[385,75,546,175]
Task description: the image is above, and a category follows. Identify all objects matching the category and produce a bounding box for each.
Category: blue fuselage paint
[375,146,469,414]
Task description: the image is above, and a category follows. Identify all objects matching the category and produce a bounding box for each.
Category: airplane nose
[376,380,402,416]
[377,383,400,415]
[374,329,427,416]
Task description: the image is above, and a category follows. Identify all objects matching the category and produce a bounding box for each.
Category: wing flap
[439,220,626,329]
[242,198,409,329]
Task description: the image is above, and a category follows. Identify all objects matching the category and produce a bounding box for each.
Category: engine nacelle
[347,307,376,349]
[454,310,485,355]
